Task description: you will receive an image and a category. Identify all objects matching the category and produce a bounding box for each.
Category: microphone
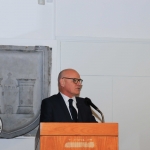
[84,97,105,123]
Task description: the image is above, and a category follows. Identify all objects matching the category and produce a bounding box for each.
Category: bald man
[40,69,96,122]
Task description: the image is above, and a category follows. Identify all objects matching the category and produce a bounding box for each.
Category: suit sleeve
[40,99,53,122]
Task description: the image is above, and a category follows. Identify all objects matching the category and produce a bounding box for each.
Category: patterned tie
[68,99,77,122]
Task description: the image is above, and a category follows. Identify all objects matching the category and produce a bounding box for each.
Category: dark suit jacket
[40,93,96,122]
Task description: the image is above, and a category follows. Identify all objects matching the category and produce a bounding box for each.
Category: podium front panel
[40,123,118,150]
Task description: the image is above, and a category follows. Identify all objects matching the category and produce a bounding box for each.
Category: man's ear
[60,78,65,87]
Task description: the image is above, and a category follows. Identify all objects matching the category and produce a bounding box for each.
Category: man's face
[60,70,82,98]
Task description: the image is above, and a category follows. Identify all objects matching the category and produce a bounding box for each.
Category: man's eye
[73,79,78,83]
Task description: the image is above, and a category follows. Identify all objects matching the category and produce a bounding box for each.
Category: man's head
[58,69,83,98]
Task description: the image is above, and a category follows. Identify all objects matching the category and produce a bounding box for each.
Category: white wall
[59,40,150,150]
[0,137,35,150]
[0,0,54,39]
[55,0,150,39]
[0,0,150,150]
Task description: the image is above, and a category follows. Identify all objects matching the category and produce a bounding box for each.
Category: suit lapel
[57,93,73,122]
[76,97,83,122]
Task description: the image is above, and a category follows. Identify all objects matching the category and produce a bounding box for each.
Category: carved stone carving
[0,45,52,138]
[17,79,35,114]
[1,73,19,114]
[0,78,3,113]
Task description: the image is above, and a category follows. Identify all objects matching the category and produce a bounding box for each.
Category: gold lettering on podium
[65,142,94,148]
[65,138,94,148]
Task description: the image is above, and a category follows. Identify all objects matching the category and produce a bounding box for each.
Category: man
[40,68,96,122]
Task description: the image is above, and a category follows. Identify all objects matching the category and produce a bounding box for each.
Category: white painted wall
[0,137,35,150]
[55,0,150,39]
[59,40,150,150]
[0,0,54,39]
[0,0,150,150]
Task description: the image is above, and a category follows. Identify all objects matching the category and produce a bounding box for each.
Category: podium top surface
[40,123,118,136]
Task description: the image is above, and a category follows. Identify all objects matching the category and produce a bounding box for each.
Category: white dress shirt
[60,92,78,119]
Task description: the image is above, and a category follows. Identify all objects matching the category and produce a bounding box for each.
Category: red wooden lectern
[40,123,118,150]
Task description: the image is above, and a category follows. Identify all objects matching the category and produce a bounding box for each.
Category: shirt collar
[60,92,76,103]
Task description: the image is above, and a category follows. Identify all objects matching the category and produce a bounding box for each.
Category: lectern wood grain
[40,123,118,150]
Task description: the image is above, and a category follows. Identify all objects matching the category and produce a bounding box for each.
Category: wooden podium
[40,123,118,150]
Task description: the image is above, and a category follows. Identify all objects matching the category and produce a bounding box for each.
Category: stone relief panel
[0,46,52,138]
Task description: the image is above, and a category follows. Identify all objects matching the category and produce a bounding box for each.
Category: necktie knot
[68,99,77,122]
[68,99,73,106]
